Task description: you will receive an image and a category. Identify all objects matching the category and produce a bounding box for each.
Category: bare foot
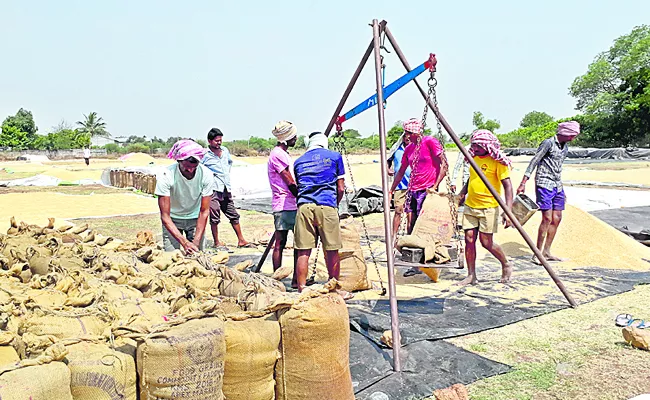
[456,275,478,286]
[543,253,565,262]
[500,263,512,283]
[336,289,355,301]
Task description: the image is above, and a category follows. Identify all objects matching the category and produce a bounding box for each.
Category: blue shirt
[201,146,232,192]
[390,144,411,190]
[294,148,345,208]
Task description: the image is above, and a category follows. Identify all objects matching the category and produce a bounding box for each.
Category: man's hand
[181,238,200,255]
[502,212,513,229]
[516,182,526,195]
[450,185,457,194]
[458,193,466,206]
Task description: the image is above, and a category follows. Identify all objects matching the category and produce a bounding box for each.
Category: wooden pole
[372,19,403,371]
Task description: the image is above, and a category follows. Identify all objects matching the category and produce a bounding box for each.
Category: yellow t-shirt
[465,156,510,209]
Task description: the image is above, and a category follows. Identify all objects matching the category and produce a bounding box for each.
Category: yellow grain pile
[491,205,650,270]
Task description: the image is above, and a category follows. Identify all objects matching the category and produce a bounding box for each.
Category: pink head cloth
[557,121,580,138]
[469,129,512,167]
[167,139,207,161]
[402,118,424,134]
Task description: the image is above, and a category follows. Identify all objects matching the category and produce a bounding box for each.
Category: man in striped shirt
[517,121,580,263]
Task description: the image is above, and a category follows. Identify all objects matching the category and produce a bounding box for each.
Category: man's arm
[193,195,211,248]
[458,180,469,205]
[390,160,408,193]
[518,140,551,193]
[336,178,345,205]
[501,177,514,227]
[279,167,298,197]
[432,153,448,191]
[158,196,199,254]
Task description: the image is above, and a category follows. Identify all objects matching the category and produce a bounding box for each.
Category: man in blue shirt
[387,134,412,238]
[293,132,351,299]
[201,128,251,250]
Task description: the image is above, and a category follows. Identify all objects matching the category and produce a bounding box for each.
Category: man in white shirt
[155,139,213,254]
[83,147,91,166]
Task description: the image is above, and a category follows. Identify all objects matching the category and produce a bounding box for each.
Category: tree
[570,25,650,114]
[76,112,109,140]
[472,111,501,132]
[520,111,554,128]
[0,108,38,149]
[342,129,361,139]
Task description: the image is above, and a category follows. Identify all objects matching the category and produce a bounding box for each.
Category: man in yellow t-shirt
[458,130,514,286]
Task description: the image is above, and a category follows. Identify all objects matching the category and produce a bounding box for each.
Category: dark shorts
[210,190,240,225]
[536,187,566,211]
[273,210,297,231]
[84,158,90,166]
[162,217,205,251]
[405,189,427,215]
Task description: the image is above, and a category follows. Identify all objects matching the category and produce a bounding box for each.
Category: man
[201,127,251,250]
[293,131,352,299]
[517,121,580,263]
[83,147,91,166]
[267,121,299,272]
[389,118,448,232]
[155,139,213,254]
[387,134,412,239]
[458,129,513,286]
[389,118,447,277]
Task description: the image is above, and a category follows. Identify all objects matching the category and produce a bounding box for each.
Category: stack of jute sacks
[109,169,157,195]
[0,217,355,400]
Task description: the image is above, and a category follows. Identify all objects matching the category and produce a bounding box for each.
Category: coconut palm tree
[76,112,109,139]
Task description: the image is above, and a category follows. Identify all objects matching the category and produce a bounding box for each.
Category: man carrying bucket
[155,139,213,254]
[458,129,513,286]
[517,121,581,264]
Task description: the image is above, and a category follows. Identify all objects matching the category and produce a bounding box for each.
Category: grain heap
[0,217,354,400]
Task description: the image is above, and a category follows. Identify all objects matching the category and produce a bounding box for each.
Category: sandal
[403,267,423,277]
[615,314,633,327]
[237,243,257,249]
[627,319,648,329]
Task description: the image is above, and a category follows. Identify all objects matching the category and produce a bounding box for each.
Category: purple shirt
[268,146,297,212]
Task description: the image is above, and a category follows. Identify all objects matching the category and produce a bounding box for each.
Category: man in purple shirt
[267,121,299,274]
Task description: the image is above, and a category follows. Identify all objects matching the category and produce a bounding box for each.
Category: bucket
[512,194,539,226]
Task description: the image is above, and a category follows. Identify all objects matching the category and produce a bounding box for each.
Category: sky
[1,0,649,141]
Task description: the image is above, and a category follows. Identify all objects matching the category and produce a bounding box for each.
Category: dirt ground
[2,153,650,399]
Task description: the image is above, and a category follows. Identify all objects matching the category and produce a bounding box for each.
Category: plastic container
[512,193,539,226]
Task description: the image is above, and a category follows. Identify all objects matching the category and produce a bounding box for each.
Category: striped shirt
[524,136,569,190]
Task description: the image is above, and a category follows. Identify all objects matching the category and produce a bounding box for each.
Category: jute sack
[0,345,19,366]
[0,362,73,399]
[275,292,354,400]
[223,314,281,400]
[411,192,454,244]
[22,314,109,340]
[66,342,137,400]
[137,317,226,400]
[109,298,170,331]
[338,218,370,292]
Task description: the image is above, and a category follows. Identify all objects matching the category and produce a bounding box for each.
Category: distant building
[91,135,128,147]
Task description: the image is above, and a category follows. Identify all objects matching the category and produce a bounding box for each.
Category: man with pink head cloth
[155,139,214,254]
[517,121,581,263]
[389,118,447,232]
[458,129,514,286]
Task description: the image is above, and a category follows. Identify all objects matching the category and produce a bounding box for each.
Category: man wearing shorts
[201,127,251,250]
[293,131,351,298]
[458,130,513,286]
[387,133,411,238]
[389,118,447,233]
[156,140,213,254]
[517,121,581,263]
[267,121,299,272]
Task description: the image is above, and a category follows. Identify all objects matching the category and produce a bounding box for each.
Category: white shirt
[83,148,91,158]
[155,164,214,219]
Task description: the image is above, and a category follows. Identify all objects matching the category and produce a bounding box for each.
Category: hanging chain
[429,70,462,243]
